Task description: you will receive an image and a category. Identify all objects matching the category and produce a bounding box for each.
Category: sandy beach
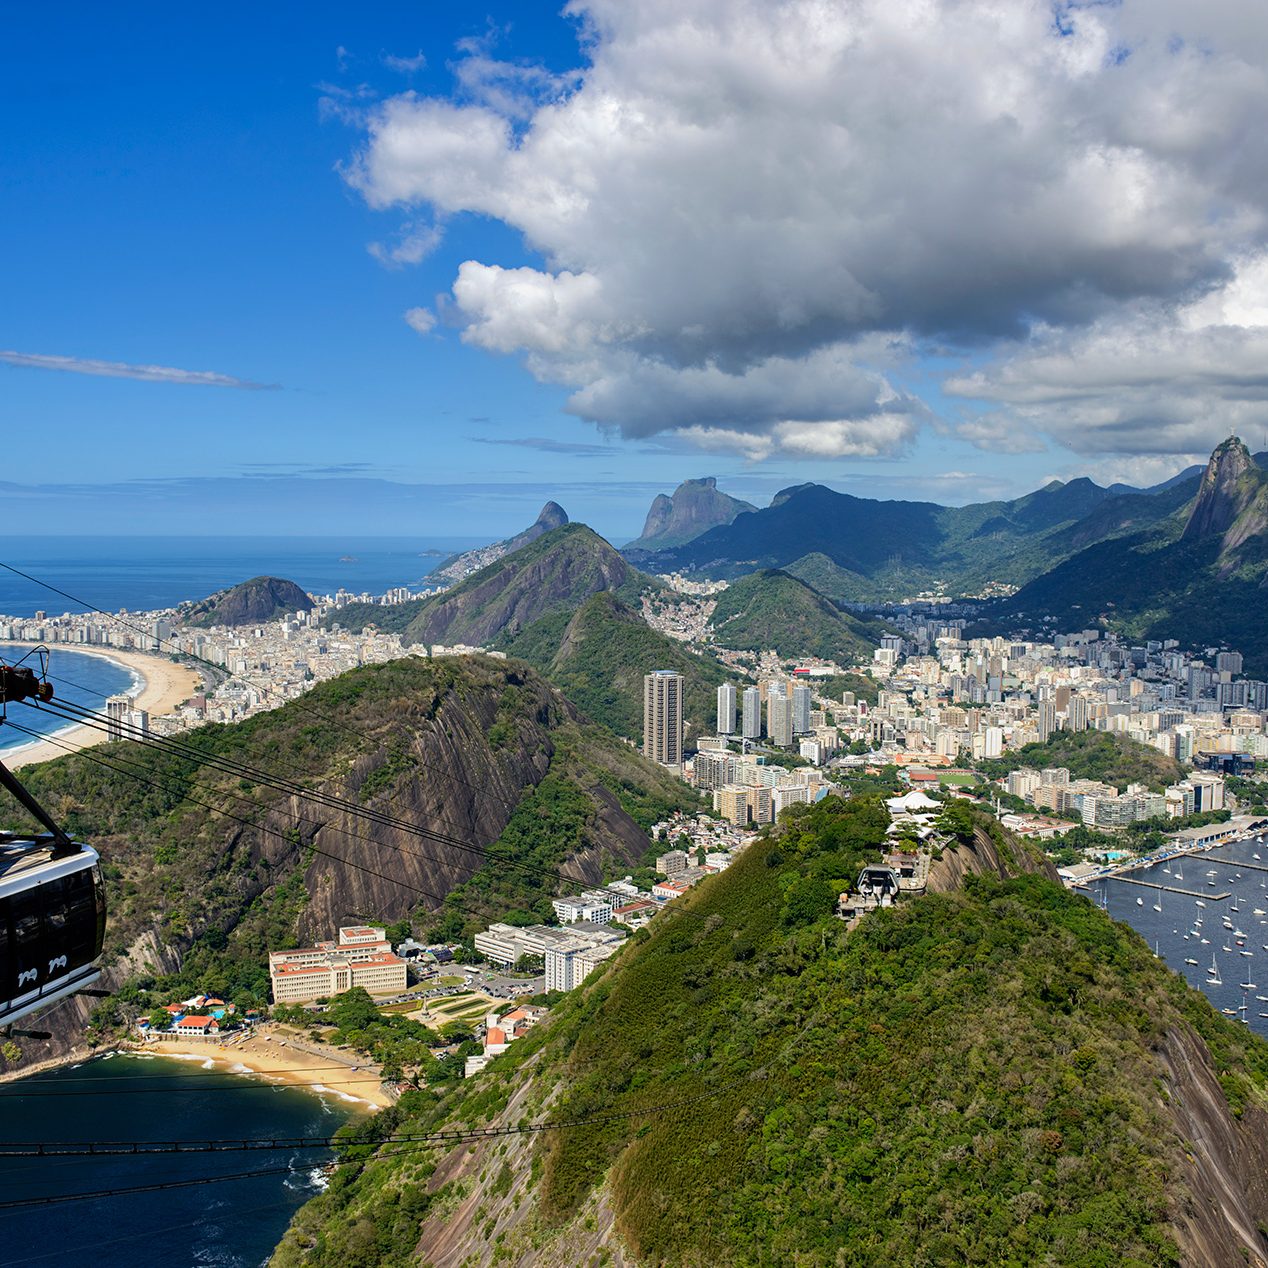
[3,645,201,769]
[138,1028,392,1109]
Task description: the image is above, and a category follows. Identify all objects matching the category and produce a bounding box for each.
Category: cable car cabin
[0,835,105,1027]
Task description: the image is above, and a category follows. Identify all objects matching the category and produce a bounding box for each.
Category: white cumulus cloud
[346,0,1268,460]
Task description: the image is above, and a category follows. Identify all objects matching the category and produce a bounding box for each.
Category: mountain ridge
[626,477,755,553]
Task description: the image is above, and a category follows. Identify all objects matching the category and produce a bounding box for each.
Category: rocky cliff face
[925,818,1059,893]
[184,575,313,627]
[625,477,754,552]
[404,524,638,647]
[506,500,568,551]
[1183,436,1255,541]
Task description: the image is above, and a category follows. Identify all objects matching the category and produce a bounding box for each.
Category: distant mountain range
[625,467,1216,601]
[988,437,1268,672]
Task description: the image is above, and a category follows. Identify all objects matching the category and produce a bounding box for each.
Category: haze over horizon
[5,0,1268,537]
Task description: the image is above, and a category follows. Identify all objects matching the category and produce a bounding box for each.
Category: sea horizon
[0,534,490,619]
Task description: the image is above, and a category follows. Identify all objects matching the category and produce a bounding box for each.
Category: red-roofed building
[173,1016,220,1036]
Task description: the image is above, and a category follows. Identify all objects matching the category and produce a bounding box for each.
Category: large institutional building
[643,670,685,767]
[269,926,407,1004]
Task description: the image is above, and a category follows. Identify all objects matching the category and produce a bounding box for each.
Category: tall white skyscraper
[792,684,812,734]
[105,694,130,741]
[643,670,685,766]
[741,687,762,739]
[769,693,795,747]
[717,683,737,735]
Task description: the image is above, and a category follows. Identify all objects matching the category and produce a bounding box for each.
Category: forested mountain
[272,801,1268,1267]
[992,438,1268,673]
[329,524,660,648]
[624,477,756,553]
[630,469,1202,600]
[7,656,695,1072]
[432,501,569,583]
[183,575,313,627]
[708,568,883,661]
[976,730,1186,792]
[499,591,733,742]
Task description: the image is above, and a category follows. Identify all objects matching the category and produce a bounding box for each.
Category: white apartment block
[545,934,622,992]
[552,892,614,925]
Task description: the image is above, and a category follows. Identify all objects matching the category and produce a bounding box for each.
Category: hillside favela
[4,6,1268,1268]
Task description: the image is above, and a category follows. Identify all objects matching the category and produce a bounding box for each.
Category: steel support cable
[12,710,718,941]
[24,694,580,893]
[0,561,536,820]
[32,667,543,863]
[4,712,559,917]
[0,1080,740,1166]
[3,718,690,974]
[1,721,456,908]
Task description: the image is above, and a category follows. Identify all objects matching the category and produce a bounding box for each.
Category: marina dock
[1094,876,1230,900]
[1205,858,1268,876]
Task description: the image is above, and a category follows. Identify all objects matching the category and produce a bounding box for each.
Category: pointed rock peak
[628,477,755,550]
[1184,436,1255,540]
[535,501,569,529]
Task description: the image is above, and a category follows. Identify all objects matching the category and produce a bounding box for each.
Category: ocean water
[0,1053,357,1267]
[1091,833,1268,1040]
[0,535,488,619]
[0,645,137,758]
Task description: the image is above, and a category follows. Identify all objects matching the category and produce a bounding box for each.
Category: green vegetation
[804,669,880,706]
[976,730,1185,792]
[990,441,1268,672]
[709,569,881,662]
[499,591,732,742]
[275,795,1268,1266]
[643,468,1201,602]
[12,655,689,1044]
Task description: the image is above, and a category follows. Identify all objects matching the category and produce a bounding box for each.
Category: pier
[1101,876,1230,900]
[1205,857,1268,876]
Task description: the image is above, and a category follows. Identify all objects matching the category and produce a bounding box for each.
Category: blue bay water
[0,535,488,619]
[1092,833,1268,1041]
[0,646,137,758]
[0,1053,357,1267]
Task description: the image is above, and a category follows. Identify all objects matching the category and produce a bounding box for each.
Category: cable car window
[0,909,10,999]
[43,876,72,981]
[65,870,98,965]
[9,887,45,997]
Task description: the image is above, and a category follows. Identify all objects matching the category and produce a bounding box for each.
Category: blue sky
[3,2,1262,541]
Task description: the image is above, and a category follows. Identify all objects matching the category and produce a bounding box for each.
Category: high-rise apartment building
[643,670,685,766]
[105,694,130,741]
[792,684,812,735]
[769,693,795,748]
[741,687,762,739]
[717,683,737,735]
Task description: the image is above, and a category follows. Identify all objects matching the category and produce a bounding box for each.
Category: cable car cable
[0,564,539,821]
[5,713,564,911]
[23,695,581,892]
[0,1075,743,1160]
